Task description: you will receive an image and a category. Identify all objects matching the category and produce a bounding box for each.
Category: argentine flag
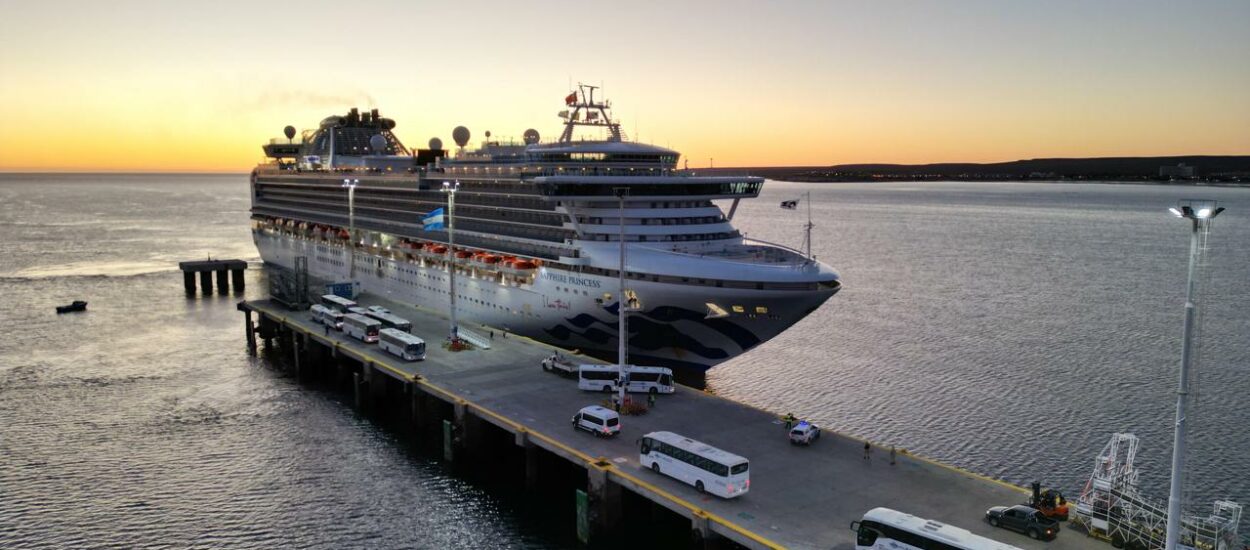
[422,208,446,231]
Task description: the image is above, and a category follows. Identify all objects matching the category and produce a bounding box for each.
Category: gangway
[1072,433,1241,550]
[456,327,491,350]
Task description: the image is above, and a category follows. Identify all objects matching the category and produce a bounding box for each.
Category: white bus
[342,313,381,343]
[321,294,357,313]
[310,304,344,329]
[577,364,675,394]
[639,431,749,498]
[851,508,1022,550]
[365,311,412,333]
[379,328,425,361]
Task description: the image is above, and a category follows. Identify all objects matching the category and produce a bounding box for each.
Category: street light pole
[342,178,358,279]
[615,187,629,409]
[1164,200,1224,550]
[443,180,460,342]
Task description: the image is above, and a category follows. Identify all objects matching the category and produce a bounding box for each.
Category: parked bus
[577,364,674,394]
[379,328,425,361]
[342,313,381,343]
[310,304,343,329]
[321,294,357,313]
[639,431,749,499]
[851,508,1021,550]
[365,311,412,333]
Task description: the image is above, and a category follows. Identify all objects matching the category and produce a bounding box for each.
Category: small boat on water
[56,301,88,314]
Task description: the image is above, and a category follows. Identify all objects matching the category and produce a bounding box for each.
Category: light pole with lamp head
[442,180,460,342]
[341,178,359,279]
[614,186,630,409]
[1163,199,1224,550]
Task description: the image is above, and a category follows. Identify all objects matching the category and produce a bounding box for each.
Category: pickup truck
[541,354,578,377]
[986,505,1060,541]
[788,421,821,445]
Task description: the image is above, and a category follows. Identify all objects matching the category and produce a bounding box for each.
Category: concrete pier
[179,259,247,295]
[236,297,1109,550]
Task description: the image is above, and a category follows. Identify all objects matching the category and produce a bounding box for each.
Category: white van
[571,405,621,437]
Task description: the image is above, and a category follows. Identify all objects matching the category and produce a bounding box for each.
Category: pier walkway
[240,295,1105,550]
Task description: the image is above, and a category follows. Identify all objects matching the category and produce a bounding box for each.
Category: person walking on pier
[863,442,872,461]
[647,392,656,408]
[324,324,330,336]
[784,413,797,431]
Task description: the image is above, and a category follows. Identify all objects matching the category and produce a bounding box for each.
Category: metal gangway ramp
[1072,433,1242,550]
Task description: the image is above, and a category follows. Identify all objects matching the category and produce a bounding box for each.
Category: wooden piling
[199,271,212,295]
[216,268,229,293]
[183,272,196,295]
[230,268,245,291]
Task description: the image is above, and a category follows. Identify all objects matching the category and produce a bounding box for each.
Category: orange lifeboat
[431,246,448,254]
[511,260,538,270]
[455,250,473,259]
[482,255,501,264]
[337,229,350,239]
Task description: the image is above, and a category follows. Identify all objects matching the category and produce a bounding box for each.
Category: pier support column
[183,272,196,295]
[353,372,366,410]
[231,268,245,291]
[244,310,256,356]
[444,401,468,462]
[691,512,720,549]
[586,462,622,543]
[216,268,229,293]
[290,331,301,380]
[521,432,540,492]
[199,271,212,295]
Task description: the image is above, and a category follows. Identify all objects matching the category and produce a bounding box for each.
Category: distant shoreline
[700,155,1250,185]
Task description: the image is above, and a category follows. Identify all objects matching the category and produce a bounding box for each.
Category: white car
[789,421,820,445]
[367,305,391,315]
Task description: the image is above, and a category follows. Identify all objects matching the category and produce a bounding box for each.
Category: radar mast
[558,83,624,143]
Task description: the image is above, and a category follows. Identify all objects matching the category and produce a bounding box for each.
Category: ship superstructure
[251,85,841,371]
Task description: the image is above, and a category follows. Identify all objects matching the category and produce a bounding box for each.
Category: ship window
[732,305,745,313]
[755,306,768,314]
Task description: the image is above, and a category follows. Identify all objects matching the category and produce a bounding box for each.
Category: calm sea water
[1,174,1246,548]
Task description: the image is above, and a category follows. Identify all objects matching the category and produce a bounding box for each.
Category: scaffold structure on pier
[1072,433,1242,550]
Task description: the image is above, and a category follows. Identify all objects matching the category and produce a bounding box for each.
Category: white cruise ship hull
[255,230,835,372]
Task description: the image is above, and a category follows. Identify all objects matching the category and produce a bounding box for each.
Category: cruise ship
[251,85,841,371]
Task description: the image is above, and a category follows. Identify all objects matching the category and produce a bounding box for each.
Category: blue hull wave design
[541,303,762,363]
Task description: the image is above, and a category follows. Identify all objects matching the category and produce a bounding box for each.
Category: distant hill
[703,156,1250,183]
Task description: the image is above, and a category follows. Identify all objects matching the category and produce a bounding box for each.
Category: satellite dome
[380,118,396,130]
[369,134,387,154]
[485,130,492,139]
[429,137,443,150]
[283,125,296,140]
[452,126,470,147]
[523,128,540,145]
[320,116,345,128]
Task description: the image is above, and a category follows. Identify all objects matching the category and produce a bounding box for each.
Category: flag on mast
[565,92,577,105]
[780,199,799,210]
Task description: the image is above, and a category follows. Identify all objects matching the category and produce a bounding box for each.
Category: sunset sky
[1,0,1247,172]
